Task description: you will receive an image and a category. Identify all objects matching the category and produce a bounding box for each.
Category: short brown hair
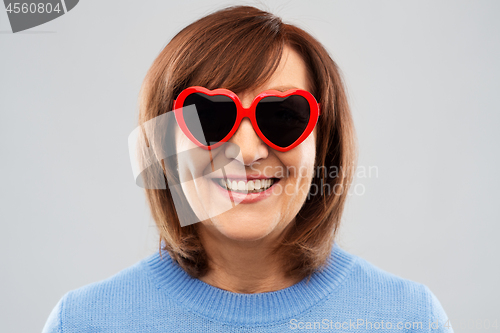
[137,5,357,280]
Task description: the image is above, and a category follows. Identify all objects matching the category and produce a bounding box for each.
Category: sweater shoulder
[331,249,451,331]
[351,253,428,293]
[66,254,154,300]
[334,247,430,297]
[42,254,157,333]
[62,254,156,319]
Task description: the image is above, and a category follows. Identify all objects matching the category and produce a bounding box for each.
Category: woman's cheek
[276,147,315,198]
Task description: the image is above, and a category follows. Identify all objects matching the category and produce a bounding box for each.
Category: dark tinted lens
[255,95,311,148]
[182,93,237,146]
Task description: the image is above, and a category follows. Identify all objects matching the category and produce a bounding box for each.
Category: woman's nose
[225,118,268,165]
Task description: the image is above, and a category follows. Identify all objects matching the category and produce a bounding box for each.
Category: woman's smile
[210,175,282,204]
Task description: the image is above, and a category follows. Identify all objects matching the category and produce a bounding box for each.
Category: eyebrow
[267,85,300,92]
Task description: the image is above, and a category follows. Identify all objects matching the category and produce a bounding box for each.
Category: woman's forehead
[235,46,312,98]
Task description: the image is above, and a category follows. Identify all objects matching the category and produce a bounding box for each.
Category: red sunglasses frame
[172,86,321,152]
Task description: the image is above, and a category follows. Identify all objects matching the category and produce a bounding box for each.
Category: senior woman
[43,5,452,333]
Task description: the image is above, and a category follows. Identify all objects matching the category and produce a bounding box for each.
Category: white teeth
[217,178,275,192]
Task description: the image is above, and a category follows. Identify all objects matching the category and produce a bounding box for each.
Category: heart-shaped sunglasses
[173,86,320,152]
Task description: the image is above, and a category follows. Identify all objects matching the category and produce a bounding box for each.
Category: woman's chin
[204,216,278,242]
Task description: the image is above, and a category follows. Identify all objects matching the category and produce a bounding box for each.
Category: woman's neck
[196,224,302,294]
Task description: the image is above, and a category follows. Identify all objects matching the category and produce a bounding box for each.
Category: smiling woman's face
[175,45,316,243]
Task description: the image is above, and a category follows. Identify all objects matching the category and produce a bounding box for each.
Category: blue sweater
[42,244,453,332]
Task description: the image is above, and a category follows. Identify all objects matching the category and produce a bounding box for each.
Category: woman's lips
[210,177,281,204]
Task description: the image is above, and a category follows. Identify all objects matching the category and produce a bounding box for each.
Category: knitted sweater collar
[144,243,356,326]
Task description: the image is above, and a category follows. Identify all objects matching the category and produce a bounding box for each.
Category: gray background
[1,0,499,332]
